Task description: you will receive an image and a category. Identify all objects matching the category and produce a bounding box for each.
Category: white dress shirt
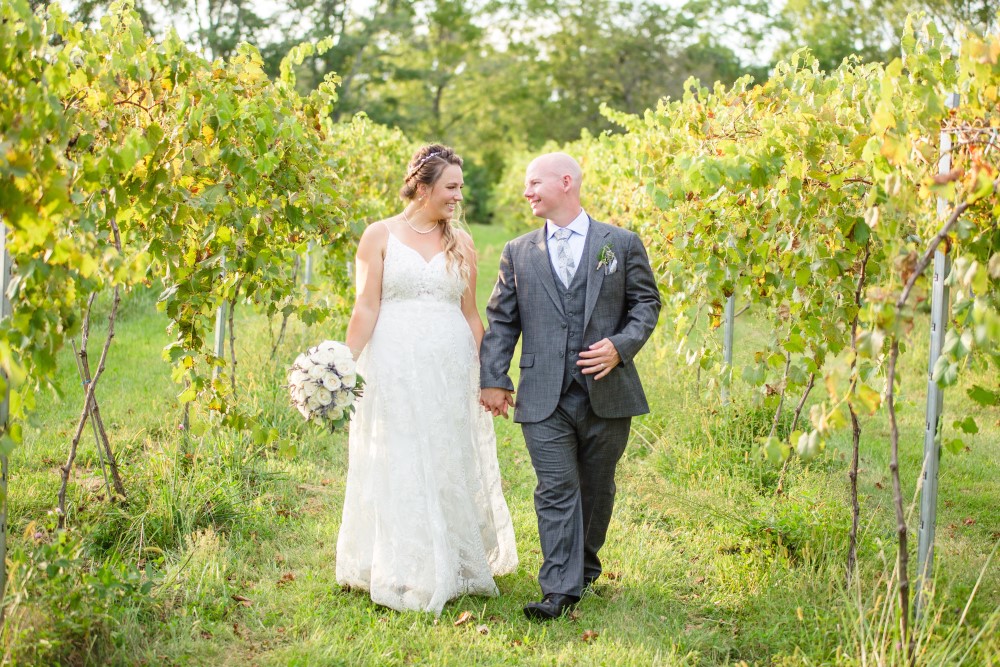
[545,210,590,282]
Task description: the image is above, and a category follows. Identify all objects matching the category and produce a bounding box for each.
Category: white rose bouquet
[287,340,363,430]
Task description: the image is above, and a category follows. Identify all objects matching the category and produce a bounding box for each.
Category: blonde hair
[401,144,470,280]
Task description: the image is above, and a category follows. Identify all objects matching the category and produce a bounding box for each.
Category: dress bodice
[380,233,466,306]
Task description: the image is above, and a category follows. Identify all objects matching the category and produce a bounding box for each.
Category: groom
[480,152,661,620]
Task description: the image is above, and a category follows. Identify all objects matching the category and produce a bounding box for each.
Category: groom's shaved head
[523,151,583,224]
[530,152,583,190]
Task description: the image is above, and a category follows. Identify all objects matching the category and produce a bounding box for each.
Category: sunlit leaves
[0,0,413,449]
[502,13,1000,469]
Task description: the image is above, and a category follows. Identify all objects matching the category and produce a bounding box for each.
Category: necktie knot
[555,228,572,242]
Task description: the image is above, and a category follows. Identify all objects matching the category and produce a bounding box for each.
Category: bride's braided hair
[400,144,470,280]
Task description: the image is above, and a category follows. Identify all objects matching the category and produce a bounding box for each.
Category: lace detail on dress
[379,234,465,306]
[335,229,518,616]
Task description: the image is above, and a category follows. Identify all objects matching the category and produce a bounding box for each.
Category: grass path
[8,224,999,665]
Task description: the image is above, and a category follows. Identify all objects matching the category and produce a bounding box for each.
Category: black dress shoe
[523,593,579,621]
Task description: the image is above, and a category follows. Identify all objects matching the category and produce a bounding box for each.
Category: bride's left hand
[577,339,620,381]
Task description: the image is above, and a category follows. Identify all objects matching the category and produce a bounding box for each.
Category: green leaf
[932,356,959,386]
[760,436,790,466]
[853,221,871,244]
[944,438,965,455]
[953,416,979,434]
[783,333,806,354]
[968,385,1000,406]
[742,363,766,386]
[794,268,811,287]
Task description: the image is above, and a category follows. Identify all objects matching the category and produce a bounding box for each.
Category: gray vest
[550,230,592,393]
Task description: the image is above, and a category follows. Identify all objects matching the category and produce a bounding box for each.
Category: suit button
[561,323,567,329]
[559,351,565,358]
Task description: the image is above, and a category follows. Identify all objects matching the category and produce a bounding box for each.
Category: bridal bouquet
[288,340,362,430]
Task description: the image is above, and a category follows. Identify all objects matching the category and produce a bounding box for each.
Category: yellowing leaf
[177,386,197,404]
[856,384,881,414]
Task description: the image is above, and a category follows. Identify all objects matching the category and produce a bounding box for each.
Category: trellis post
[722,234,736,405]
[915,92,960,618]
[212,250,227,381]
[722,294,735,405]
[0,221,12,622]
[304,241,314,302]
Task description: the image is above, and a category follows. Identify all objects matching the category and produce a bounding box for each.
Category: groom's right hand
[480,388,515,419]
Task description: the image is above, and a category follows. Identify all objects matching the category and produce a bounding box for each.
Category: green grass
[3,223,998,666]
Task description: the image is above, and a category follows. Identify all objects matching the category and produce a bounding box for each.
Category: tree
[67,0,269,60]
[497,0,755,143]
[769,0,895,72]
[260,0,418,121]
[875,0,1000,35]
[765,0,1000,73]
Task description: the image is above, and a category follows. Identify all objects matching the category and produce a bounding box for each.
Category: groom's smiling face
[524,154,581,223]
[523,163,565,220]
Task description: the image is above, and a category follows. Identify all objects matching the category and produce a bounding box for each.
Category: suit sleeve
[608,231,661,365]
[480,241,521,391]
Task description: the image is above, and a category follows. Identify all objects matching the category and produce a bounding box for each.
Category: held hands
[480,339,619,418]
[577,338,621,381]
[480,387,515,419]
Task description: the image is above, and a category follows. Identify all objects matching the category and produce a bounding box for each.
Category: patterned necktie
[554,227,576,287]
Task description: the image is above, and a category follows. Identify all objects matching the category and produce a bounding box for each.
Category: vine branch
[58,219,124,526]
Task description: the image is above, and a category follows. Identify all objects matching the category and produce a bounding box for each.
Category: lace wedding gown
[336,231,518,615]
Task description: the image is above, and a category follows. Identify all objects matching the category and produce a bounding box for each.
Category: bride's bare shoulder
[357,218,394,256]
[362,218,395,239]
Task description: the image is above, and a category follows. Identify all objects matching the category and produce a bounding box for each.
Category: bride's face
[423,164,464,221]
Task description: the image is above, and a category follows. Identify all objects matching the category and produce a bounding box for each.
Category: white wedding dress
[336,231,518,615]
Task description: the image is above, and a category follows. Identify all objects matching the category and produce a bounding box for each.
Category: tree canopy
[59,0,1000,222]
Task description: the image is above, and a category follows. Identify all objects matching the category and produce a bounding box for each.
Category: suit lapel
[584,220,610,329]
[529,227,566,315]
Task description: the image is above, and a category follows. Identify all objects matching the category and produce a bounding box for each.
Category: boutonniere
[596,243,618,275]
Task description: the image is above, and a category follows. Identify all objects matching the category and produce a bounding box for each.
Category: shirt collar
[546,209,590,239]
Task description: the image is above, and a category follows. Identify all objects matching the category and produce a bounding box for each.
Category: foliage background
[59,0,1000,224]
[2,0,999,664]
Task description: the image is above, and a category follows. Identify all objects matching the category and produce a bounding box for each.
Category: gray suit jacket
[480,218,661,423]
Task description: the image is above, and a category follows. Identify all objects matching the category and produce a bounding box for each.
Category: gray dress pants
[521,382,631,597]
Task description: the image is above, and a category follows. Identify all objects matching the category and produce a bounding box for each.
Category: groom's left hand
[577,339,621,381]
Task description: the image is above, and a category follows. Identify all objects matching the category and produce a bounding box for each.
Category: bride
[338,144,518,615]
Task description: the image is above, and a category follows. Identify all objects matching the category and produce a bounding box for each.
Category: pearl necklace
[403,209,438,235]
